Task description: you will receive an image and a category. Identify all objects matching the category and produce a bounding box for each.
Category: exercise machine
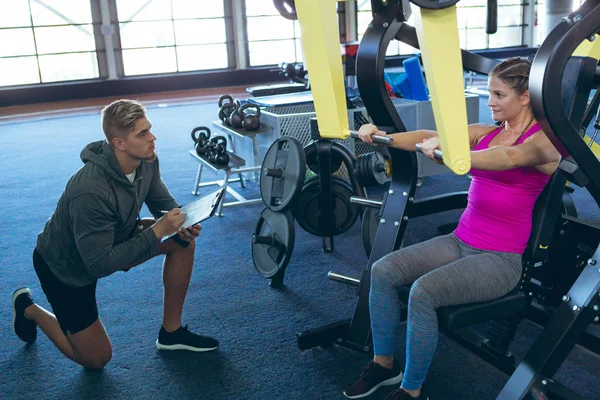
[497,1,600,397]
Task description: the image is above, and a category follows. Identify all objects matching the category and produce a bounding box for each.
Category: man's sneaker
[12,288,37,344]
[156,325,218,352]
[344,360,403,399]
[384,387,429,400]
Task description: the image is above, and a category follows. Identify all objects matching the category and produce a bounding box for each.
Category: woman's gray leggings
[369,233,522,391]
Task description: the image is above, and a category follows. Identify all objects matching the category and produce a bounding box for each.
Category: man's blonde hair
[101,99,147,144]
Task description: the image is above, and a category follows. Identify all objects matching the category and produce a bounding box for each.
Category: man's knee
[77,349,113,370]
[159,237,196,256]
[172,238,195,257]
[71,339,113,369]
[67,319,113,369]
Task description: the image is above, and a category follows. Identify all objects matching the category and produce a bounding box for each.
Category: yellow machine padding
[573,34,600,158]
[573,34,600,59]
[294,1,473,174]
[295,0,351,140]
[414,7,471,175]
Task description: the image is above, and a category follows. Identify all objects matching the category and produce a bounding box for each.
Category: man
[12,99,218,369]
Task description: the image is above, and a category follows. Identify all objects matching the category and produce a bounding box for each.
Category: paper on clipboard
[162,188,225,241]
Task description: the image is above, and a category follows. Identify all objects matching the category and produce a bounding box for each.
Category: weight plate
[304,141,344,175]
[362,207,380,258]
[355,152,388,187]
[252,208,295,279]
[260,137,306,212]
[293,176,359,237]
[370,151,387,185]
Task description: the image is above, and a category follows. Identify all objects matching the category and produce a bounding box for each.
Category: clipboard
[161,188,226,242]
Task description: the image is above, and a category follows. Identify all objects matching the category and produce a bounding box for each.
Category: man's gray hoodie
[36,141,178,287]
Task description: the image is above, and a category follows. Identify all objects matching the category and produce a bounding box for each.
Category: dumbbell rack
[189,146,261,217]
[189,118,276,216]
[211,119,275,182]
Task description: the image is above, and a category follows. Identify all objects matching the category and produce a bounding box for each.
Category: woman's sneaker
[384,387,429,400]
[344,360,403,399]
[12,288,37,344]
[156,325,218,352]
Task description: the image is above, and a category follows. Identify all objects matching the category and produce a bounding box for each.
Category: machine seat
[398,286,525,332]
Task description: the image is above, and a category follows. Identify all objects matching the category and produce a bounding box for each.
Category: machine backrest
[523,56,596,262]
[523,172,566,261]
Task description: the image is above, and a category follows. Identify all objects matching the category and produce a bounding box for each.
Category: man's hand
[177,223,201,243]
[151,209,185,238]
[358,123,387,145]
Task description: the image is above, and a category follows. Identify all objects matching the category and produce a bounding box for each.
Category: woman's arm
[386,130,437,151]
[358,123,497,152]
[470,131,562,171]
[357,123,435,151]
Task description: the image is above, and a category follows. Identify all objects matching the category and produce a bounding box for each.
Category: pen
[159,210,186,216]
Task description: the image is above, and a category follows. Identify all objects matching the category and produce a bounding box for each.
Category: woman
[343,57,561,400]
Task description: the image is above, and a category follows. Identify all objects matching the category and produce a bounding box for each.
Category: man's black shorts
[33,248,98,335]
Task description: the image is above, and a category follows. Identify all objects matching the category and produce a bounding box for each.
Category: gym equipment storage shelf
[189,149,261,216]
[211,120,276,181]
[189,149,245,171]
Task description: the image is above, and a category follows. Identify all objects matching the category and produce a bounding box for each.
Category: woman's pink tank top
[454,123,551,253]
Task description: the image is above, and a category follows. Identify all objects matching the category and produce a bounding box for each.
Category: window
[0,0,97,86]
[358,0,525,53]
[357,1,417,56]
[245,0,303,66]
[116,0,228,76]
[534,0,585,46]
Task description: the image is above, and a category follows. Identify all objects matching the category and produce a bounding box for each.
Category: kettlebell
[203,135,219,160]
[230,100,244,129]
[214,142,230,166]
[191,126,211,156]
[217,94,235,122]
[239,103,261,131]
[207,136,229,166]
[217,94,234,108]
[219,103,237,126]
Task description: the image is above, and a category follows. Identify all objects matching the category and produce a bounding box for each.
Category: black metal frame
[330,0,417,352]
[298,2,600,398]
[530,0,600,205]
[497,1,600,399]
[297,1,497,353]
